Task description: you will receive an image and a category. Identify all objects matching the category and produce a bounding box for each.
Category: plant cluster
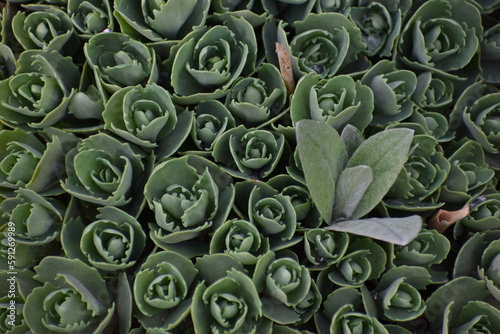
[1,0,500,333]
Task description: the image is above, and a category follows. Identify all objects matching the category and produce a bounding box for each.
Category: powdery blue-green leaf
[345,127,414,219]
[325,215,423,246]
[296,119,347,223]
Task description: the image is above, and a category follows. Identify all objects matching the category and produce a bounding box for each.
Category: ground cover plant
[1,0,500,333]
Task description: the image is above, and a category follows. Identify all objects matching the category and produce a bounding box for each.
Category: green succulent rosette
[0,128,78,197]
[192,268,264,334]
[402,110,453,143]
[23,256,115,333]
[411,71,455,113]
[163,16,257,105]
[114,0,210,44]
[481,21,500,84]
[266,12,366,80]
[303,229,349,269]
[103,83,193,157]
[210,219,269,265]
[190,100,236,153]
[212,125,285,179]
[397,0,483,81]
[208,0,267,27]
[315,286,388,334]
[61,133,146,207]
[375,266,432,322]
[0,45,17,81]
[267,174,322,228]
[439,138,495,204]
[383,133,450,212]
[225,63,287,127]
[133,250,198,330]
[253,251,319,325]
[0,50,80,130]
[317,237,386,289]
[11,5,79,54]
[455,193,500,235]
[233,180,299,250]
[425,276,494,332]
[67,0,114,37]
[349,0,412,57]
[84,32,159,96]
[290,72,373,133]
[144,155,234,258]
[1,188,65,246]
[454,230,500,302]
[449,82,500,164]
[360,59,417,125]
[389,228,450,282]
[61,206,146,272]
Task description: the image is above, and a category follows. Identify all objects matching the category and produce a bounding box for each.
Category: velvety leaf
[345,128,414,219]
[333,165,373,220]
[296,119,347,222]
[326,216,423,245]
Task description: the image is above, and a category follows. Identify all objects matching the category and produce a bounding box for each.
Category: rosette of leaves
[192,267,264,334]
[253,251,321,325]
[397,0,483,81]
[0,50,80,130]
[383,133,450,212]
[23,256,116,333]
[411,71,454,113]
[449,82,500,162]
[61,133,146,207]
[61,206,146,272]
[374,266,432,322]
[455,193,500,235]
[389,228,450,282]
[317,237,386,289]
[67,0,114,37]
[11,5,79,54]
[439,138,495,204]
[425,276,494,332]
[163,16,257,105]
[190,100,236,153]
[314,0,351,15]
[113,0,210,44]
[224,63,287,127]
[84,32,159,96]
[349,0,412,57]
[0,45,17,80]
[315,286,389,334]
[103,83,193,157]
[303,229,349,269]
[290,72,373,133]
[400,110,454,143]
[454,230,500,302]
[267,174,322,228]
[143,155,234,258]
[133,250,198,330]
[266,13,366,80]
[262,0,315,23]
[210,218,269,265]
[481,21,500,83]
[0,128,79,197]
[233,180,299,250]
[361,60,417,125]
[1,188,65,246]
[212,125,285,179]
